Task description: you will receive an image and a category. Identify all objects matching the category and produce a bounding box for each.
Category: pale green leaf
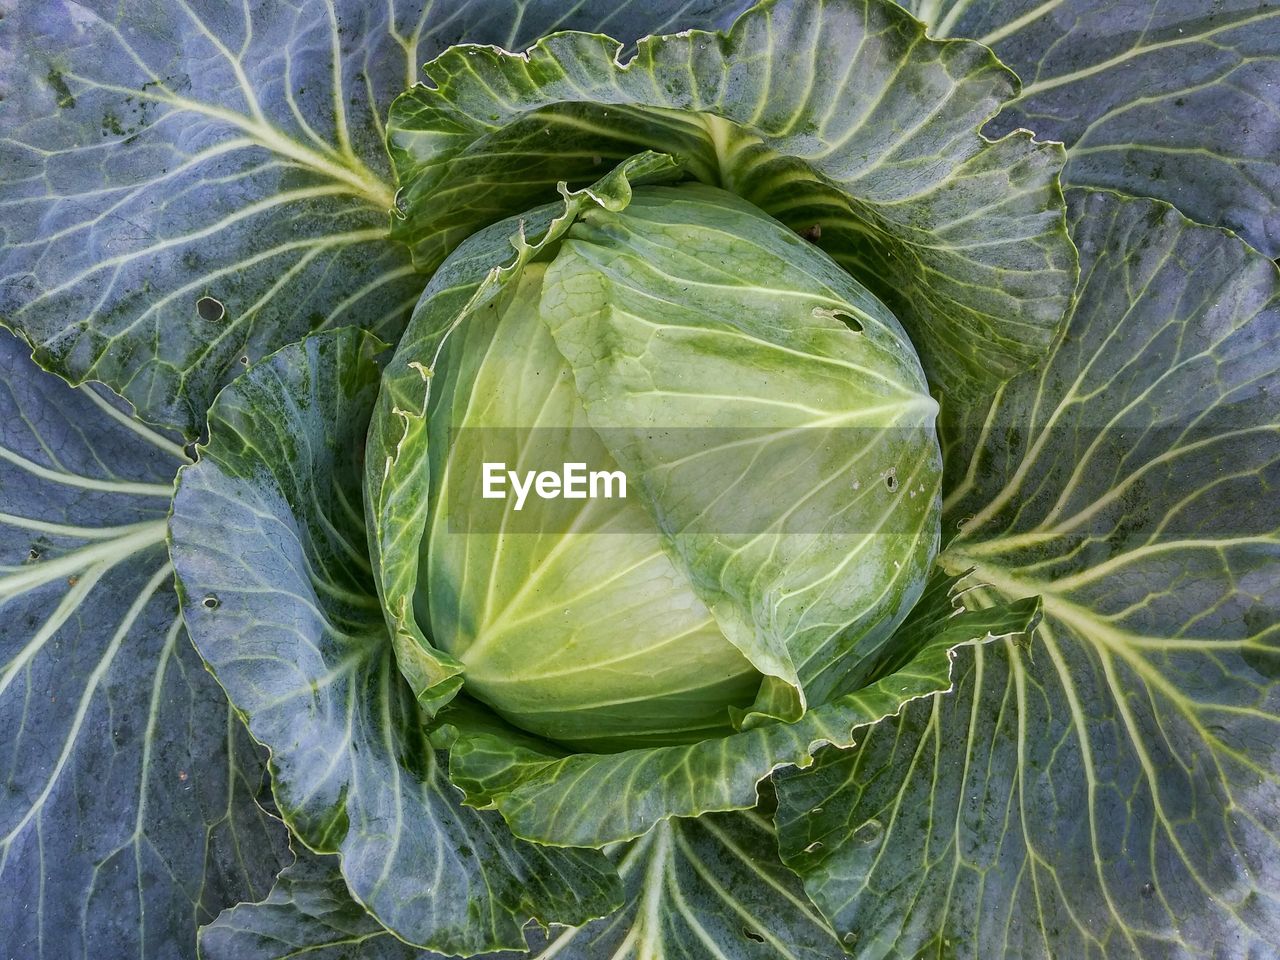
[540,184,942,724]
[423,255,762,752]
[443,571,1039,847]
[364,153,683,718]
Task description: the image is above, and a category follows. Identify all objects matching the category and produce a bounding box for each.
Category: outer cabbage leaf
[199,847,450,960]
[168,329,622,955]
[0,0,752,436]
[201,812,843,960]
[443,570,1039,847]
[387,0,1076,399]
[0,329,287,958]
[903,0,1280,258]
[773,189,1280,958]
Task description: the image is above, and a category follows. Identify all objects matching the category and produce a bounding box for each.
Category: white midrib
[0,520,168,596]
[0,521,170,703]
[64,74,394,210]
[609,822,672,960]
[1010,8,1279,100]
[0,447,174,498]
[0,564,175,854]
[941,543,1259,655]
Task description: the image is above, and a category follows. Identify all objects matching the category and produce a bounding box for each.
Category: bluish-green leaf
[199,847,448,960]
[0,0,752,437]
[169,328,623,955]
[774,189,1280,958]
[0,328,288,959]
[904,0,1280,257]
[387,0,1076,399]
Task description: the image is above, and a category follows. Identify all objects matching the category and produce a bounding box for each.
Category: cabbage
[4,0,1278,957]
[421,185,941,749]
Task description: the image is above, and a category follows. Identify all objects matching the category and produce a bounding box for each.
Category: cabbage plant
[1,1,1278,959]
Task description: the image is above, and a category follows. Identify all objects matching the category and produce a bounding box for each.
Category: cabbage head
[419,183,942,751]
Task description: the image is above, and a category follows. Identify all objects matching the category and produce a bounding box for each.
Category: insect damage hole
[884,467,898,492]
[202,594,220,609]
[811,305,864,333]
[743,929,766,944]
[196,296,226,322]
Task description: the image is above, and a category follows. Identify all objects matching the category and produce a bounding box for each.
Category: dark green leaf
[169,328,622,955]
[200,847,446,960]
[0,328,287,958]
[387,0,1076,399]
[202,814,842,960]
[904,0,1280,257]
[774,189,1280,957]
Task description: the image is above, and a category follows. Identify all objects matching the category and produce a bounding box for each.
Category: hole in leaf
[196,296,226,322]
[831,309,863,333]
[743,929,765,944]
[239,355,250,366]
[202,594,220,609]
[811,306,864,333]
[884,468,898,492]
